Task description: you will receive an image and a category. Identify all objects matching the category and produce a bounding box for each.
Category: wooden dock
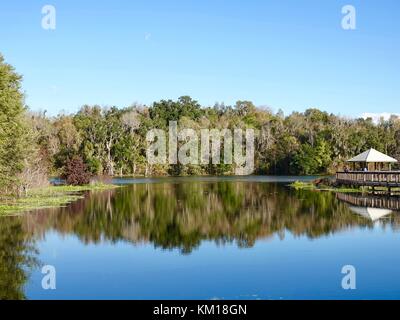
[336,171,400,188]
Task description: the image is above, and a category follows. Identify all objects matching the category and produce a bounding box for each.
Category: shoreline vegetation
[289,181,362,193]
[0,183,118,216]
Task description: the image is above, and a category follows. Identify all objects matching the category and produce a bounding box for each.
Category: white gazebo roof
[347,148,398,163]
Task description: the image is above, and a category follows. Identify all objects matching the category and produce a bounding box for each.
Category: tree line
[1,54,400,194]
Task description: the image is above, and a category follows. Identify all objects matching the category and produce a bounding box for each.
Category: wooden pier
[336,171,400,188]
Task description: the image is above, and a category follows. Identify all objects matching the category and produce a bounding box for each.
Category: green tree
[0,54,27,193]
[149,96,203,128]
[292,138,332,175]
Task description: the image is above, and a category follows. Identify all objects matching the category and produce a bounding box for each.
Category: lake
[1,176,400,300]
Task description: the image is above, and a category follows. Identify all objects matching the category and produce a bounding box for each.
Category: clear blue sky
[0,0,399,117]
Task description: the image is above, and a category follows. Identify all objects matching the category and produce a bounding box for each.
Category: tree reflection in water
[0,217,39,300]
[11,182,400,255]
[3,181,400,299]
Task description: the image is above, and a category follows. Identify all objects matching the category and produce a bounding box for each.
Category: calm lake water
[1,176,400,300]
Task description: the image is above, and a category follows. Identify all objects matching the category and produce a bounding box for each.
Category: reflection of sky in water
[26,227,400,300]
[2,177,400,300]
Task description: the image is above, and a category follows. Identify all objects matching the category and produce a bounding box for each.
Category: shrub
[62,156,91,186]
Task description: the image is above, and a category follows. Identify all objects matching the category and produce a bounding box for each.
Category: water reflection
[0,218,39,300]
[8,182,400,253]
[2,181,400,299]
[337,193,400,221]
[348,206,393,221]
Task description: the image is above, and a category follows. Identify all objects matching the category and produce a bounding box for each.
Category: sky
[0,0,399,117]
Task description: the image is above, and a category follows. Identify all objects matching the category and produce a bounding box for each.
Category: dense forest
[1,54,400,194]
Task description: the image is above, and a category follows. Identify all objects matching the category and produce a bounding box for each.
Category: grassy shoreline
[289,181,363,193]
[0,183,119,216]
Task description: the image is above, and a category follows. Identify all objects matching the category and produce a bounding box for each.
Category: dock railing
[336,171,400,187]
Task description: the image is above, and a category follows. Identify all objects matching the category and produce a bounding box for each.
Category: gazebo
[336,148,400,191]
[346,148,398,171]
